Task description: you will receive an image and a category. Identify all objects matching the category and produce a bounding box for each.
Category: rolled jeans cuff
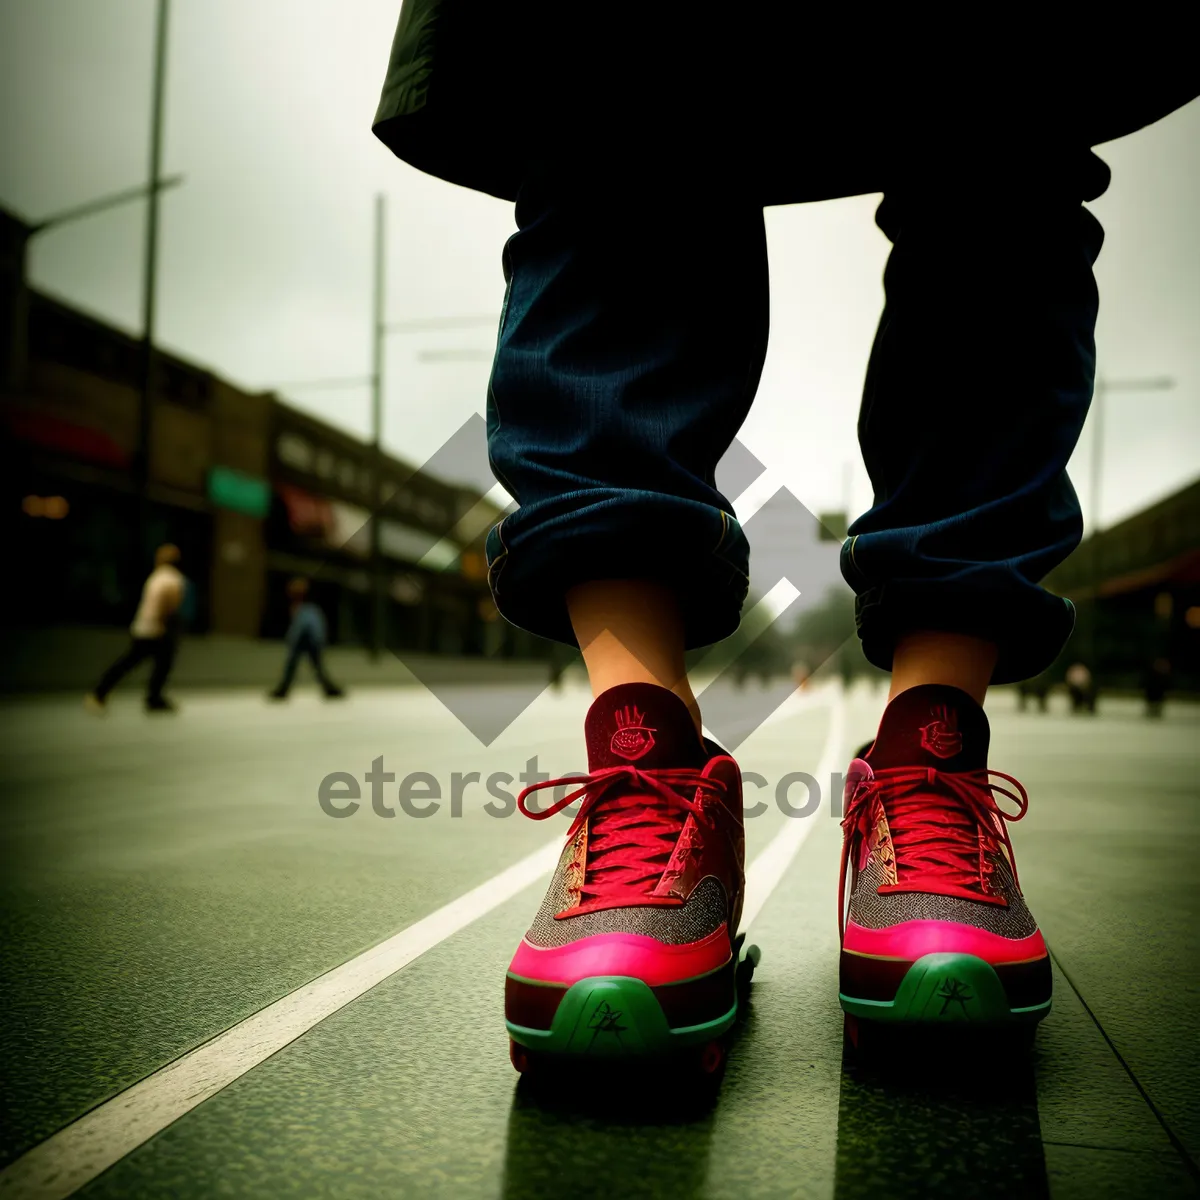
[841,536,1077,685]
[485,491,750,650]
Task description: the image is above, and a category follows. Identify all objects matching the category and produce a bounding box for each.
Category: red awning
[1097,549,1200,598]
[6,408,130,468]
[277,482,334,537]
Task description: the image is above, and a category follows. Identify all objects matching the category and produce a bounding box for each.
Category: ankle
[568,579,702,736]
[888,631,998,707]
[585,658,702,738]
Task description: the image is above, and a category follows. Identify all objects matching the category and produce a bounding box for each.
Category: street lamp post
[366,194,498,658]
[274,194,498,660]
[135,0,172,568]
[1083,373,1176,672]
[4,175,184,395]
[9,1,176,581]
[366,315,497,660]
[23,177,186,237]
[370,195,387,659]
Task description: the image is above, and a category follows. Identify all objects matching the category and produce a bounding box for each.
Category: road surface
[0,679,1196,1198]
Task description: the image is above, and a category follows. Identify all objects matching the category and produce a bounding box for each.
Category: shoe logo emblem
[936,978,974,1016]
[588,1001,628,1044]
[610,705,656,761]
[920,705,962,758]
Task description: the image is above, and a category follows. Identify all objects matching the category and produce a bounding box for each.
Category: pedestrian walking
[85,544,186,714]
[268,578,344,700]
[1143,657,1171,718]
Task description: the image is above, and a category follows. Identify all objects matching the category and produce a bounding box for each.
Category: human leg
[270,640,304,699]
[145,637,178,709]
[92,638,154,703]
[491,160,768,1070]
[307,641,344,698]
[836,147,1113,1038]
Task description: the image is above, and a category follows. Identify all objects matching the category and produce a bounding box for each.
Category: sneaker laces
[839,764,1029,937]
[518,766,725,911]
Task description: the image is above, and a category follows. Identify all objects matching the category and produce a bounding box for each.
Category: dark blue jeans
[484,145,1112,683]
[275,632,339,697]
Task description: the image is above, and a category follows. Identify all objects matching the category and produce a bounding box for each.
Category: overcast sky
[1,0,1197,530]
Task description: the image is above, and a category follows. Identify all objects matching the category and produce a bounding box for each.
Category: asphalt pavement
[0,677,1196,1199]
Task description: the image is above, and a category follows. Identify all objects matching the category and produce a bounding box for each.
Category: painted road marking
[0,839,563,1200]
[741,689,845,930]
[0,694,844,1199]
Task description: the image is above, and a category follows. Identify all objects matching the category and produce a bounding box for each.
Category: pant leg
[94,638,153,700]
[484,157,769,650]
[306,641,340,694]
[841,149,1110,684]
[275,641,304,695]
[146,637,177,704]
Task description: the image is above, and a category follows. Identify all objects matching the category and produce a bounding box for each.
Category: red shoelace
[518,766,725,911]
[839,764,1029,935]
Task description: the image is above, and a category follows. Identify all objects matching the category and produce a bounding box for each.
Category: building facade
[1044,479,1200,689]
[1,207,524,657]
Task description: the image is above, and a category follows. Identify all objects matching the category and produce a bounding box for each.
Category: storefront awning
[5,407,130,468]
[277,483,334,538]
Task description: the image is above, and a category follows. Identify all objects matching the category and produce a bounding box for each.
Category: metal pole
[1079,375,1174,676]
[1089,378,1105,549]
[1085,377,1105,670]
[4,230,31,394]
[370,194,386,660]
[386,314,499,333]
[31,176,184,236]
[136,0,170,572]
[6,177,184,395]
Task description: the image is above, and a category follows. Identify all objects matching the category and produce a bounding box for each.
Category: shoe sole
[840,951,1052,1026]
[506,936,759,1067]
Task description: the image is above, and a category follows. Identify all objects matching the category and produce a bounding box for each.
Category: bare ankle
[889,631,998,706]
[567,579,702,736]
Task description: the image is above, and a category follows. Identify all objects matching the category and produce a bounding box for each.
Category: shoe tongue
[866,684,989,772]
[585,683,705,772]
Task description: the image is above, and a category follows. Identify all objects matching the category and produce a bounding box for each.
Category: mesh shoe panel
[848,852,1038,939]
[524,834,729,949]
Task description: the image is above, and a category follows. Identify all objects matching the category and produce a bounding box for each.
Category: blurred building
[0,206,526,657]
[1045,477,1200,689]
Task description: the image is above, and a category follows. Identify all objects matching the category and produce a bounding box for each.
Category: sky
[1,0,1197,532]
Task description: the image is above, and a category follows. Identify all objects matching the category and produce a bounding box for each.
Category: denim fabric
[276,631,338,696]
[486,163,766,650]
[484,148,1108,681]
[286,602,327,650]
[842,156,1110,682]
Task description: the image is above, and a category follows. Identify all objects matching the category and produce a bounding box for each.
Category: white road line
[0,839,564,1200]
[0,691,845,1200]
[741,688,845,931]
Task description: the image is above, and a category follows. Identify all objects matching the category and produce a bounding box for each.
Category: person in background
[1143,657,1171,718]
[1017,672,1051,712]
[85,543,185,714]
[269,578,344,700]
[1065,661,1097,714]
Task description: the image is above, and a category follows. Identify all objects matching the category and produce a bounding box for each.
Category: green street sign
[208,466,270,518]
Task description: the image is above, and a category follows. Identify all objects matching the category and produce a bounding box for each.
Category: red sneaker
[839,685,1051,1036]
[505,683,751,1072]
